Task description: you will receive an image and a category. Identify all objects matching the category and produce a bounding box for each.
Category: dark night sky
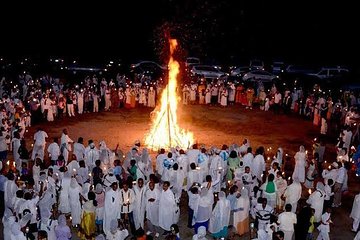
[1,1,358,67]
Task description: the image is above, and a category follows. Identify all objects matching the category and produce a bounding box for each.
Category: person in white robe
[4,173,18,209]
[197,149,209,182]
[187,145,200,166]
[307,182,325,223]
[60,128,74,164]
[106,219,129,240]
[77,90,84,114]
[103,182,121,236]
[209,191,231,237]
[147,86,156,107]
[304,159,316,189]
[350,193,360,232]
[292,145,307,183]
[69,178,82,226]
[31,128,48,160]
[187,163,201,190]
[277,204,297,240]
[2,208,16,240]
[158,181,177,232]
[243,147,254,169]
[192,225,208,240]
[133,178,146,231]
[47,137,60,165]
[254,198,273,231]
[176,149,189,173]
[316,208,332,240]
[10,222,26,240]
[233,187,250,236]
[252,148,265,181]
[85,140,100,170]
[275,172,287,211]
[220,89,228,107]
[145,181,161,236]
[73,137,86,161]
[58,171,71,214]
[119,182,136,234]
[282,179,302,213]
[192,188,214,233]
[12,132,21,171]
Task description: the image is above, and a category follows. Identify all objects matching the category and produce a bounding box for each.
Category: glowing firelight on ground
[145,39,194,150]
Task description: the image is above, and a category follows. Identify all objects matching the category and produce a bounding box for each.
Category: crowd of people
[0,71,359,240]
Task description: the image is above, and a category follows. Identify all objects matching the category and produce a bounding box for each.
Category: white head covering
[95,234,106,240]
[299,145,305,153]
[241,187,249,198]
[95,184,103,194]
[11,222,22,236]
[58,214,67,226]
[70,178,79,189]
[316,182,325,192]
[197,226,207,237]
[110,219,118,233]
[99,140,107,150]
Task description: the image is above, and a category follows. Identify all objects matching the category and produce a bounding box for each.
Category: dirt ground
[5,105,360,239]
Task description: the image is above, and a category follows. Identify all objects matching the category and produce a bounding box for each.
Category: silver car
[242,70,279,82]
[190,65,227,79]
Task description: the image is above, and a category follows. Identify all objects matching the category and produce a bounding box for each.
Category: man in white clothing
[145,181,161,237]
[283,179,302,213]
[60,128,73,164]
[73,137,85,161]
[350,193,360,232]
[47,137,60,166]
[119,182,136,235]
[32,128,48,160]
[158,181,177,233]
[333,161,346,207]
[277,204,297,240]
[103,182,121,236]
[317,208,332,240]
[133,178,146,231]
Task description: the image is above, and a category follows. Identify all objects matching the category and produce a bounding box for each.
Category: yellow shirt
[308,215,315,233]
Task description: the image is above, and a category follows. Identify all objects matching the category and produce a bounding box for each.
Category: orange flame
[145,39,194,150]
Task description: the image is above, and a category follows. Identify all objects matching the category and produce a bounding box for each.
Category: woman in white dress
[69,178,82,226]
[292,145,307,183]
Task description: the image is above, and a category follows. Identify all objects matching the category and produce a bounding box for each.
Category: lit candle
[325,161,327,164]
[70,216,72,221]
[267,157,270,161]
[285,154,288,157]
[282,172,285,175]
[288,177,291,181]
[123,155,125,158]
[13,162,16,167]
[6,160,9,166]
[308,189,312,195]
[88,173,92,177]
[73,168,76,172]
[314,138,317,141]
[328,166,331,170]
[218,167,223,170]
[261,174,264,178]
[196,167,201,170]
[31,143,34,147]
[305,150,308,154]
[227,180,231,185]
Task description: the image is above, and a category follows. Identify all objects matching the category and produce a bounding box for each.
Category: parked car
[271,61,285,74]
[130,61,166,79]
[308,66,350,79]
[284,65,316,75]
[229,66,251,77]
[185,57,200,68]
[190,65,227,79]
[250,59,265,71]
[242,70,279,82]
